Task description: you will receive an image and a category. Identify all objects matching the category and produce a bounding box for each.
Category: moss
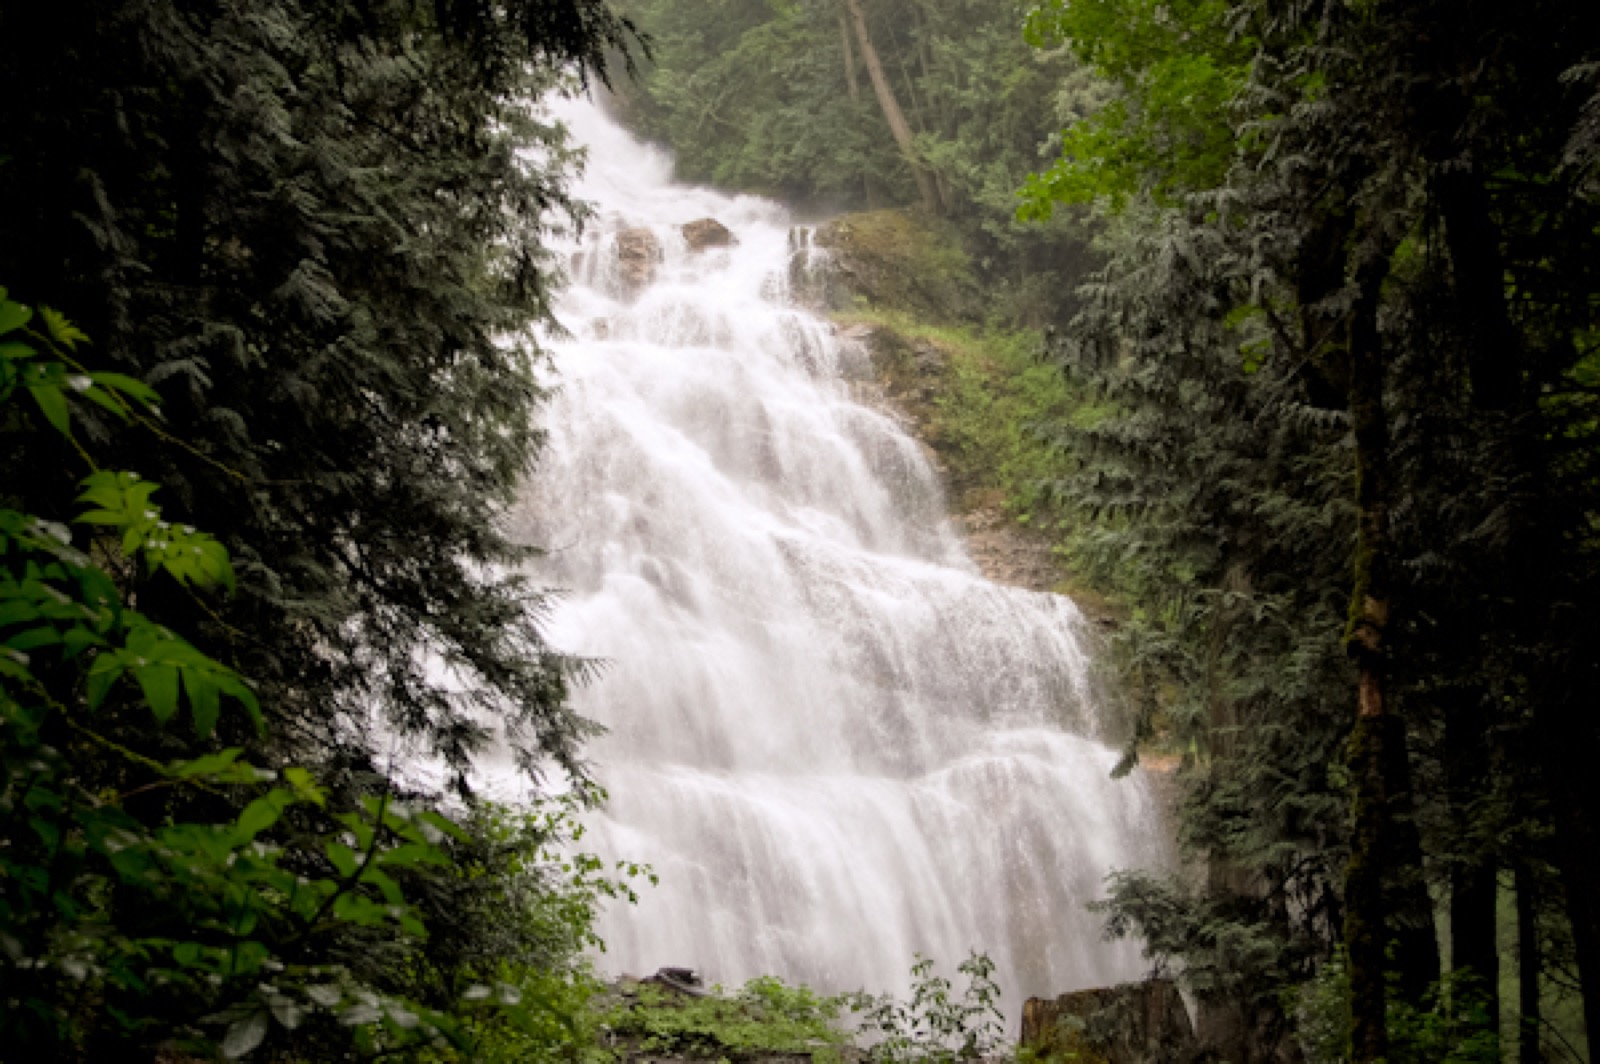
[815,210,981,325]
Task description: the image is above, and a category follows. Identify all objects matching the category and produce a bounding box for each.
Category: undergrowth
[602,977,849,1063]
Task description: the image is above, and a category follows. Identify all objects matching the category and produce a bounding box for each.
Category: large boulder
[810,210,981,323]
[1020,979,1197,1064]
[681,217,738,251]
[615,226,662,289]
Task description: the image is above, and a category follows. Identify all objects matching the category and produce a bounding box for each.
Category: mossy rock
[813,210,981,325]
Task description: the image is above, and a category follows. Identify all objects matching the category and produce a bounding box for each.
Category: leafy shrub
[1290,955,1502,1064]
[603,976,849,1062]
[848,953,1009,1064]
[0,288,640,1059]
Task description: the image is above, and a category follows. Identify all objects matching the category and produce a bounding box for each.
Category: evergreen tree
[1024,0,1600,1057]
[0,0,635,789]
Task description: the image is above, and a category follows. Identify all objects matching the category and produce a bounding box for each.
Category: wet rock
[681,217,738,252]
[910,338,944,374]
[1021,979,1196,1064]
[787,225,847,311]
[957,503,1062,594]
[641,966,708,998]
[616,226,662,289]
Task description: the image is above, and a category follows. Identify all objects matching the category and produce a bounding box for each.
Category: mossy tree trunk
[1343,253,1391,1063]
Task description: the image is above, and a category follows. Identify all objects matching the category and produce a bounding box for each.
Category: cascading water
[511,95,1166,1016]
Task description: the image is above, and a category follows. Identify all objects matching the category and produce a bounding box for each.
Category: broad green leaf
[61,626,106,657]
[173,942,209,969]
[183,668,221,737]
[86,652,125,708]
[325,841,359,878]
[360,866,404,907]
[28,385,70,435]
[0,299,31,336]
[173,748,244,779]
[6,626,62,651]
[217,674,263,731]
[0,600,41,627]
[80,386,132,420]
[283,767,325,806]
[133,663,181,723]
[87,371,159,407]
[416,810,469,843]
[76,471,127,510]
[235,793,288,839]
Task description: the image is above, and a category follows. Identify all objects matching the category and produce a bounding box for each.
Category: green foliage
[613,0,1098,327]
[1,0,656,1052]
[833,306,1075,530]
[0,0,635,790]
[614,0,889,206]
[1019,0,1251,213]
[1292,957,1502,1064]
[1017,0,1600,1052]
[847,953,1008,1064]
[0,294,646,1059]
[931,325,1074,527]
[0,295,473,1056]
[604,977,850,1062]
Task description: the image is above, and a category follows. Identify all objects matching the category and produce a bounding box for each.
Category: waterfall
[510,95,1166,1015]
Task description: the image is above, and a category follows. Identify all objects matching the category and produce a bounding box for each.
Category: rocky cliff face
[788,211,1077,602]
[1021,980,1199,1064]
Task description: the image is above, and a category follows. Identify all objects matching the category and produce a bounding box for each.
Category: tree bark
[1337,244,1440,1056]
[841,0,939,212]
[838,8,860,104]
[1516,859,1542,1063]
[1540,714,1600,1057]
[1445,692,1500,1030]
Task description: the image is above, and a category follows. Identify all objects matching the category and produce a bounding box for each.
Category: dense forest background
[3,0,1600,1061]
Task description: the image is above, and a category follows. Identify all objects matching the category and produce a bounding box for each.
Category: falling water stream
[510,95,1165,1017]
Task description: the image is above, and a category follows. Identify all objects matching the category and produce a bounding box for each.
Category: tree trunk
[1436,164,1600,1055]
[1445,692,1500,1030]
[1516,858,1542,1063]
[838,8,860,104]
[1541,720,1600,1057]
[841,0,939,212]
[1343,248,1403,1064]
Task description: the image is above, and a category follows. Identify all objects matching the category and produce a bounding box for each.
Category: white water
[511,95,1165,1016]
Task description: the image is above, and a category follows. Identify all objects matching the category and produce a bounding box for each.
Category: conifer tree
[1025,0,1600,1055]
[0,0,635,789]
